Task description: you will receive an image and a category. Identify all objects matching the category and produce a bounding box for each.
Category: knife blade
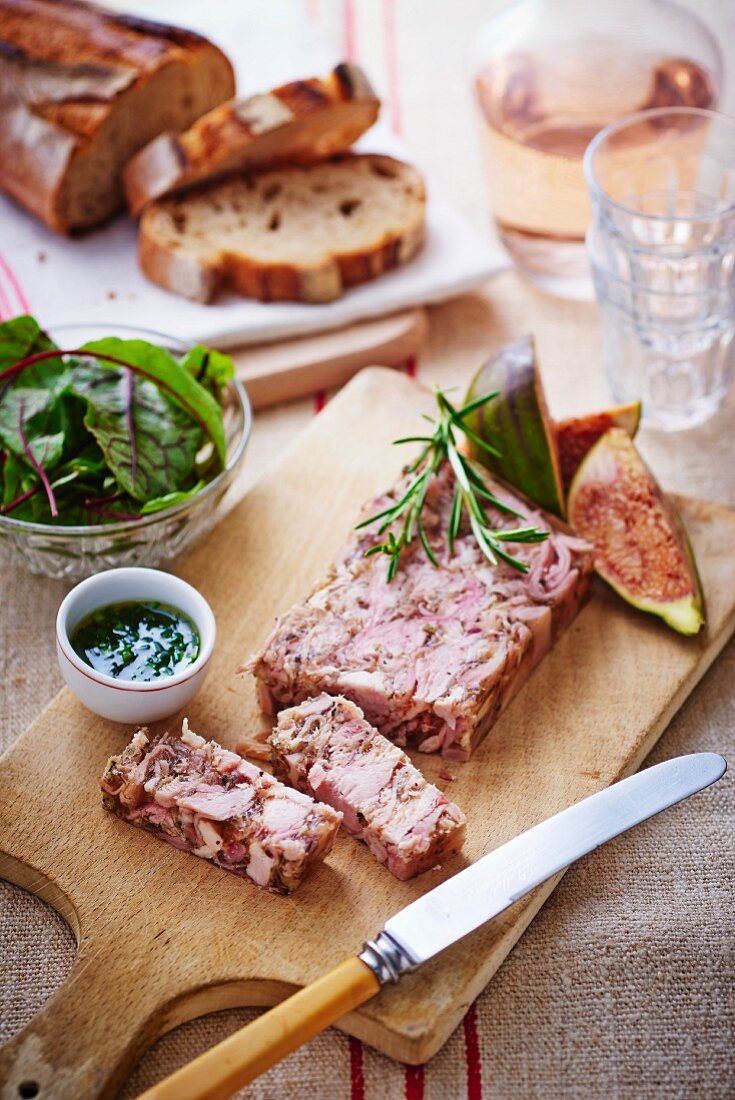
[374,751,727,972]
[137,752,726,1100]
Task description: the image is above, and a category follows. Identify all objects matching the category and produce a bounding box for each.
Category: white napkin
[0,0,503,347]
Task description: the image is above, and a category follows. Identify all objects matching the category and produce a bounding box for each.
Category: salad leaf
[0,318,84,470]
[46,444,113,506]
[1,450,37,513]
[0,316,61,381]
[140,480,209,515]
[0,380,85,467]
[0,387,66,468]
[80,338,229,466]
[181,346,235,400]
[69,359,203,502]
[0,318,236,526]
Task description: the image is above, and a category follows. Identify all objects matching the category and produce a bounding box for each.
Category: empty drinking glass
[584,108,735,430]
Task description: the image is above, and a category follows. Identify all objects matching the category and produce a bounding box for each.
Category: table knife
[137,751,726,1100]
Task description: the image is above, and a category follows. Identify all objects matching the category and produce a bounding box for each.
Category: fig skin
[465,335,565,518]
[556,402,641,492]
[568,428,704,636]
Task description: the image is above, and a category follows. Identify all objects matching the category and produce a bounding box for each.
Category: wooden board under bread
[1,367,734,1099]
[232,308,426,408]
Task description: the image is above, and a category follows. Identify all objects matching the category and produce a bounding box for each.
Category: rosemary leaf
[354,504,398,530]
[446,443,472,493]
[455,390,500,418]
[448,487,462,556]
[392,435,434,445]
[452,419,502,458]
[468,512,499,567]
[493,525,549,541]
[357,386,549,580]
[418,514,439,567]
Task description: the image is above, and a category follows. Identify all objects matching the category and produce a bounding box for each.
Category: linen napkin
[0,0,503,347]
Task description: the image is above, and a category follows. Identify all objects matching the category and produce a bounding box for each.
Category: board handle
[135,956,380,1100]
[0,947,161,1100]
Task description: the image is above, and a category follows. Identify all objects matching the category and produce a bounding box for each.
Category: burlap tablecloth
[2,1,734,1096]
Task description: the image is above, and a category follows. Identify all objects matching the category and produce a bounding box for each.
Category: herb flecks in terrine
[357,387,549,581]
[272,694,466,880]
[100,721,341,894]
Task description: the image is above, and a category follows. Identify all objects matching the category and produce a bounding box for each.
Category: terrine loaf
[124,63,380,216]
[0,0,235,234]
[137,153,426,303]
[100,723,341,894]
[247,463,594,761]
[272,694,466,879]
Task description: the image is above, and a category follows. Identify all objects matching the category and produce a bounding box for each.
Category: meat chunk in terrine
[100,722,341,894]
[247,462,593,761]
[271,694,466,880]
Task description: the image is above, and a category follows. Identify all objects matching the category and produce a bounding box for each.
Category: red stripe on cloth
[343,0,357,61]
[313,390,326,413]
[382,0,402,135]
[349,1036,365,1100]
[0,276,13,321]
[404,355,417,379]
[405,1064,425,1100]
[0,253,30,313]
[464,1003,483,1100]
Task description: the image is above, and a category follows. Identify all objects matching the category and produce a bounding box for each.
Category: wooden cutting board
[232,309,427,408]
[1,367,734,1100]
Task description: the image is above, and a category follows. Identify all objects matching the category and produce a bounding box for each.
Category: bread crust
[137,154,426,304]
[0,0,235,233]
[123,63,380,217]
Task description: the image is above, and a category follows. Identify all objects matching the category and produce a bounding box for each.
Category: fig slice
[568,428,705,635]
[556,402,642,492]
[465,335,565,517]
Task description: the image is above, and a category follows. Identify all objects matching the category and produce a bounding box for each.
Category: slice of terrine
[271,694,466,880]
[100,722,341,894]
[247,462,593,761]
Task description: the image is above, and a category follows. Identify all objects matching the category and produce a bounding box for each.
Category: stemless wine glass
[584,108,735,430]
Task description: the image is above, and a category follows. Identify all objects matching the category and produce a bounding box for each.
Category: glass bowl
[0,323,251,580]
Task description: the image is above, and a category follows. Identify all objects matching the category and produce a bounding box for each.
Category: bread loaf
[124,63,379,216]
[138,154,426,303]
[0,0,235,233]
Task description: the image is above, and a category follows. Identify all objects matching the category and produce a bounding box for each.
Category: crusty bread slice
[0,0,235,234]
[124,63,380,217]
[138,154,426,304]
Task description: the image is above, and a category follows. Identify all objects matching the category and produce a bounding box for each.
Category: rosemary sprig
[356,387,549,580]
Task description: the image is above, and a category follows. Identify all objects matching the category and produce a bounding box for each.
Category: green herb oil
[71,601,199,681]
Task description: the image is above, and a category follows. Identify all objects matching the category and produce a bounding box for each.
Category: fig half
[568,428,705,635]
[556,402,641,492]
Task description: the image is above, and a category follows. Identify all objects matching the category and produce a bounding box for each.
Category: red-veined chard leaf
[0,316,62,382]
[0,320,232,525]
[79,338,229,466]
[69,358,204,503]
[0,317,84,470]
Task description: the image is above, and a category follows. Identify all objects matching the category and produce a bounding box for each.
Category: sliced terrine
[247,462,593,761]
[100,722,341,893]
[271,694,466,879]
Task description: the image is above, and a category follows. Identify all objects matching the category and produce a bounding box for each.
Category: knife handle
[135,956,381,1100]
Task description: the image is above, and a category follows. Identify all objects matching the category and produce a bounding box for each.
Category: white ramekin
[56,567,216,723]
